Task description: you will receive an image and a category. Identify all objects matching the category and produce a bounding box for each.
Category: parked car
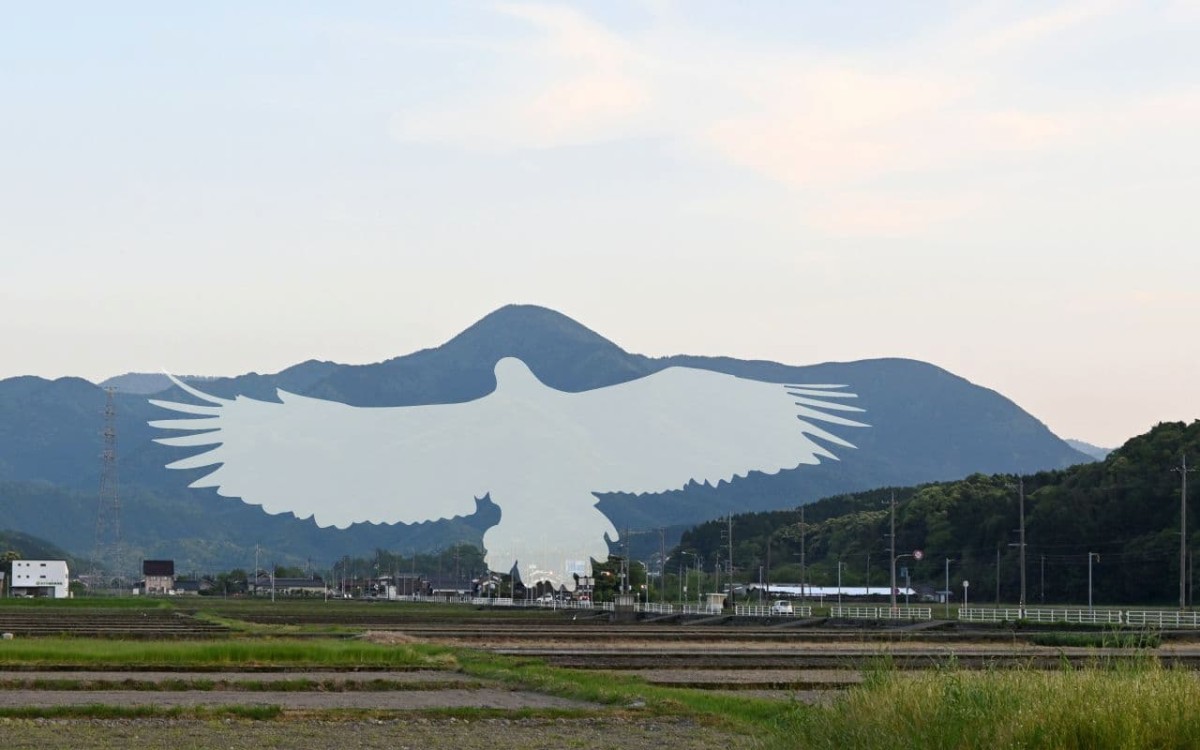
[770,599,794,615]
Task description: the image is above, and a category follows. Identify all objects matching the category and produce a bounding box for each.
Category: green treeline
[676,421,1200,606]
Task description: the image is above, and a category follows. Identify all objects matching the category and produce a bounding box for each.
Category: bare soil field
[0,717,759,750]
[0,688,592,710]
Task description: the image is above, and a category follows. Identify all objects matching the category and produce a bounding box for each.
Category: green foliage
[679,421,1200,605]
[0,638,447,668]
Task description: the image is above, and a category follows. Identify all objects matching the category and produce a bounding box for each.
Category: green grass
[0,704,282,720]
[0,597,172,611]
[789,661,1200,750]
[0,638,453,669]
[1029,629,1162,648]
[0,677,486,692]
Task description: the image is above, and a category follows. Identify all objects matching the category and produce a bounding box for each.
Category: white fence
[830,605,933,620]
[958,607,1123,625]
[680,604,724,615]
[635,602,676,614]
[1125,610,1200,628]
[734,604,814,618]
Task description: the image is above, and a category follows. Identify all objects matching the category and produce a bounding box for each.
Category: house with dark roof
[141,560,175,595]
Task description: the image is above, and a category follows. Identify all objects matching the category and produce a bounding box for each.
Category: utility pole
[727,514,734,596]
[995,547,1001,606]
[837,558,844,605]
[800,506,807,604]
[1088,552,1100,610]
[764,533,772,599]
[1018,477,1026,616]
[659,527,667,605]
[1040,554,1046,604]
[626,530,633,594]
[1175,455,1194,611]
[944,558,952,619]
[889,492,897,612]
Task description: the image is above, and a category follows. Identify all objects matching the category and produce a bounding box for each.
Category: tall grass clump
[789,661,1200,750]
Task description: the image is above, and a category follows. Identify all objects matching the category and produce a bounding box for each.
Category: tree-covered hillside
[678,421,1200,606]
[0,528,85,567]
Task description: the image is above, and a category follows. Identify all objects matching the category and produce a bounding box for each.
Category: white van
[770,600,794,615]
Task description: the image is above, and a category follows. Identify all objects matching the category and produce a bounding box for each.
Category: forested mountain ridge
[1,304,1091,572]
[679,421,1200,605]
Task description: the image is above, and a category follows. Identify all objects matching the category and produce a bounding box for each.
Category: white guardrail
[830,605,932,620]
[1124,610,1200,628]
[734,604,814,617]
[960,608,1200,627]
[397,596,1200,629]
[959,607,1123,625]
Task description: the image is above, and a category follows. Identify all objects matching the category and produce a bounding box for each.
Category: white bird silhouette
[149,357,867,589]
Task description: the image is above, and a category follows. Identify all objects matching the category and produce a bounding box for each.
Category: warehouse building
[9,560,70,598]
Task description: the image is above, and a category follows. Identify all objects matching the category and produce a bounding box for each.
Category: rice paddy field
[2,597,1199,749]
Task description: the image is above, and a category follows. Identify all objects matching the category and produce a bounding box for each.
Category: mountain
[1065,439,1113,461]
[678,420,1199,605]
[0,304,1092,572]
[0,527,84,567]
[98,373,221,395]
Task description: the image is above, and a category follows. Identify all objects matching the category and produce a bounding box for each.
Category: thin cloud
[388,1,1197,235]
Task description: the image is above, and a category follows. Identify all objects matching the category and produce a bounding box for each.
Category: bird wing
[561,366,868,495]
[148,377,490,528]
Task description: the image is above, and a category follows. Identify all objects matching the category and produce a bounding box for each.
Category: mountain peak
[434,305,634,373]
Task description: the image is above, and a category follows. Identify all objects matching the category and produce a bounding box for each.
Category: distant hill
[1065,439,1113,461]
[98,373,221,395]
[0,527,85,568]
[679,420,1199,606]
[0,304,1092,572]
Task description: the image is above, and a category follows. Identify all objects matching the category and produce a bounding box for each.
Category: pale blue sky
[2,1,1197,447]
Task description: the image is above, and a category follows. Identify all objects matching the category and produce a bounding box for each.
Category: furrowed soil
[0,717,756,750]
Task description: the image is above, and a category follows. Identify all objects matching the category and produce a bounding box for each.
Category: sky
[1,1,1197,448]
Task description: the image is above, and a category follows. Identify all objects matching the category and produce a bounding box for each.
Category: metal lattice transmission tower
[93,387,124,591]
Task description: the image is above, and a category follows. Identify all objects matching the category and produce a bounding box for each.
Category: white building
[10,560,70,598]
